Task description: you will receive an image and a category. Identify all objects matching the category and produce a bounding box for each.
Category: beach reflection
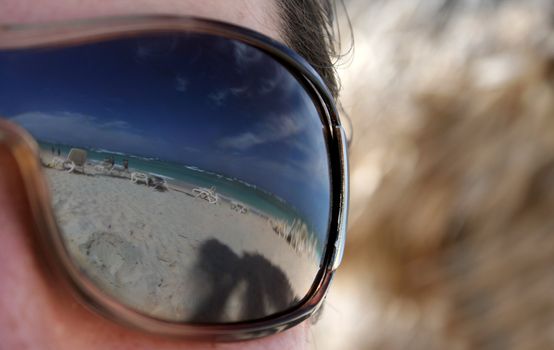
[39,147,320,322]
[1,32,332,322]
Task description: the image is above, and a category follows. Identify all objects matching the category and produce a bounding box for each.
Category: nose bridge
[0,118,65,276]
[0,142,24,213]
[0,138,46,344]
[0,118,50,234]
[0,119,38,183]
[0,124,72,340]
[0,120,31,221]
[0,133,34,232]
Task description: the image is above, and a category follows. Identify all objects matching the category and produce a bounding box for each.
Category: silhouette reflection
[189,239,297,323]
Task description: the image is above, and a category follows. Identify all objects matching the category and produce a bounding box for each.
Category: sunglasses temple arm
[330,125,349,271]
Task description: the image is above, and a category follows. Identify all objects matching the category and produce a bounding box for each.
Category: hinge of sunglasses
[331,125,349,271]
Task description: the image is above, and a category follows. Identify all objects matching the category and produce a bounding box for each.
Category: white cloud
[217,114,306,151]
[208,85,249,106]
[216,96,330,189]
[258,67,300,98]
[101,120,132,129]
[259,77,280,95]
[135,37,179,60]
[219,132,261,150]
[175,76,188,92]
[208,90,229,106]
[10,111,169,156]
[182,145,200,153]
[230,86,248,96]
[232,41,264,68]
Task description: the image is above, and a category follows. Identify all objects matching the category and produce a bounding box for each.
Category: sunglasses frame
[0,15,348,341]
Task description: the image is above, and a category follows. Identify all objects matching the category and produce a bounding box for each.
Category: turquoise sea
[39,141,324,256]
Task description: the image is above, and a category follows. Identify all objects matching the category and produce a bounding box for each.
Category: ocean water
[39,141,324,256]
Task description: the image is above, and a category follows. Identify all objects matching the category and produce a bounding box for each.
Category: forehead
[0,0,283,43]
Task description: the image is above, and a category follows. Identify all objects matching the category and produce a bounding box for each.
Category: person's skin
[0,1,312,349]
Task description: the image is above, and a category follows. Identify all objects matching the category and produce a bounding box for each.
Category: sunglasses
[0,16,348,340]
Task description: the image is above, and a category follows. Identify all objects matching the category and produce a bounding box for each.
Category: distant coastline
[38,140,324,256]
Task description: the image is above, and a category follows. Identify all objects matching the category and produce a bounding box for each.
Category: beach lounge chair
[47,156,65,170]
[131,171,149,185]
[192,186,218,204]
[63,148,87,174]
[110,164,129,177]
[230,201,248,214]
[93,160,114,174]
[148,175,168,192]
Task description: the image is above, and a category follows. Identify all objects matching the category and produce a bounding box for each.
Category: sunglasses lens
[0,33,332,323]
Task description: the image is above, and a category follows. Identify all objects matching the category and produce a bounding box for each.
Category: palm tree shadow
[189,238,299,323]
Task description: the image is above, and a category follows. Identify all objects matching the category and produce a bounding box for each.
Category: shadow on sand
[189,238,298,323]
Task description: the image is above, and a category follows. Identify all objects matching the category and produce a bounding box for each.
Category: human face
[0,1,313,349]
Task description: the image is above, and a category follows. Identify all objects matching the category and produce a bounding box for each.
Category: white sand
[43,163,320,322]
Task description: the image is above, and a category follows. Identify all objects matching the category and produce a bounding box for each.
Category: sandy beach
[40,152,320,323]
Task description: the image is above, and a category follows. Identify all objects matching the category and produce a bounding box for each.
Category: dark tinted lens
[0,33,331,323]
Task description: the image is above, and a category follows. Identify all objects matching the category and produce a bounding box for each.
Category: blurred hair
[340,0,554,349]
[279,0,341,98]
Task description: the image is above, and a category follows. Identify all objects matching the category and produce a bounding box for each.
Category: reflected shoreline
[38,145,321,322]
[38,140,323,256]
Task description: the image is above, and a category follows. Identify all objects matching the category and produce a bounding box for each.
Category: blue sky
[0,33,332,237]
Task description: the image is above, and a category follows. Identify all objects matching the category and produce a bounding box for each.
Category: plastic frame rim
[0,15,349,341]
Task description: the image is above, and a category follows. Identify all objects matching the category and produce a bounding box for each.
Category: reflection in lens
[0,33,331,323]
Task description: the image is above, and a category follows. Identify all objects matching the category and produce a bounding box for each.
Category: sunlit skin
[0,1,312,349]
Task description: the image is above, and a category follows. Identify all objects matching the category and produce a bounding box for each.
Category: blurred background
[312,0,554,349]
